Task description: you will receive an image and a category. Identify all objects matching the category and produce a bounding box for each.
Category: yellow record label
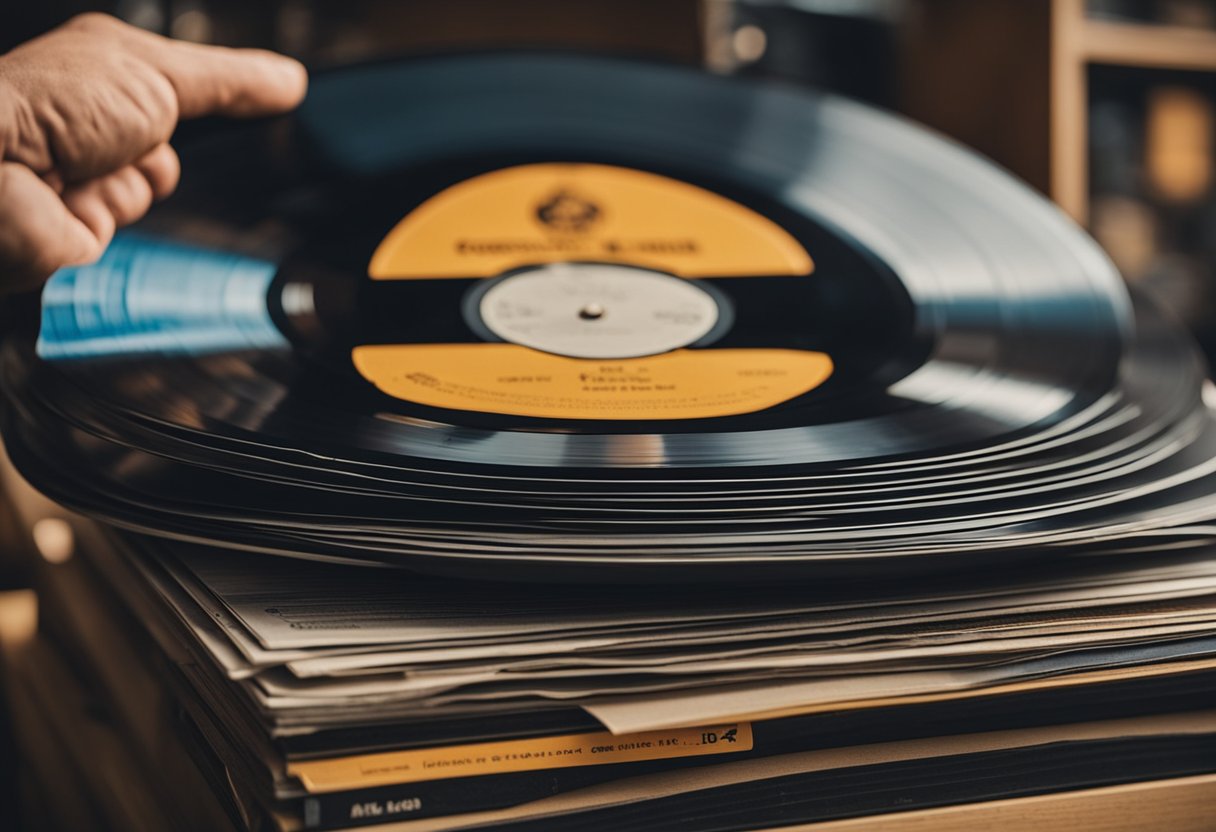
[352,344,833,421]
[355,163,827,419]
[288,723,752,793]
[369,163,814,278]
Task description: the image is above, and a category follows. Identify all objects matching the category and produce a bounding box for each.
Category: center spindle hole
[579,302,606,321]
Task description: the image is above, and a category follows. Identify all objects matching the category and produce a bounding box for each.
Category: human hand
[0,13,307,291]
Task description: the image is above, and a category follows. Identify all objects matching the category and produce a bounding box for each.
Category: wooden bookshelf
[901,0,1216,222]
[1083,19,1216,71]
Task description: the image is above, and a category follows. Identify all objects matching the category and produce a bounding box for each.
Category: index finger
[69,13,308,119]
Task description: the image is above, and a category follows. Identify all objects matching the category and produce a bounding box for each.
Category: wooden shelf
[899,0,1216,224]
[1083,19,1216,72]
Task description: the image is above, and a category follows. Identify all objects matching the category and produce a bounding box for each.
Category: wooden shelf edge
[1082,19,1216,72]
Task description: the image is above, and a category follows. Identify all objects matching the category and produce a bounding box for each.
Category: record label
[352,162,833,420]
[367,163,815,278]
[352,344,833,420]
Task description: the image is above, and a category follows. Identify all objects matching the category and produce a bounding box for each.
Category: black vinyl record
[3,53,1214,580]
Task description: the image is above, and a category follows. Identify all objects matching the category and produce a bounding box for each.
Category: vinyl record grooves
[4,53,1216,581]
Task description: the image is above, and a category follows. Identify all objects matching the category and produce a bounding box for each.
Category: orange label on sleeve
[289,723,753,793]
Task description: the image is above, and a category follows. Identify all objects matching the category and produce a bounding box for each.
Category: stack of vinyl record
[2,54,1216,831]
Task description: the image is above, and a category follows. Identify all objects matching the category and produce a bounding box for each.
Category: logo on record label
[535,189,601,233]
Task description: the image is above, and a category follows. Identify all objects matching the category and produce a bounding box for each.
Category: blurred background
[0,2,1215,827]
[2,0,1215,361]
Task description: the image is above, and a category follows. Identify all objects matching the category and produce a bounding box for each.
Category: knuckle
[130,168,153,202]
[146,73,181,130]
[64,12,123,34]
[105,65,179,152]
[143,147,180,197]
[113,170,153,222]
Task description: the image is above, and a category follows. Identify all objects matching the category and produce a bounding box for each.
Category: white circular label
[477,263,721,359]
